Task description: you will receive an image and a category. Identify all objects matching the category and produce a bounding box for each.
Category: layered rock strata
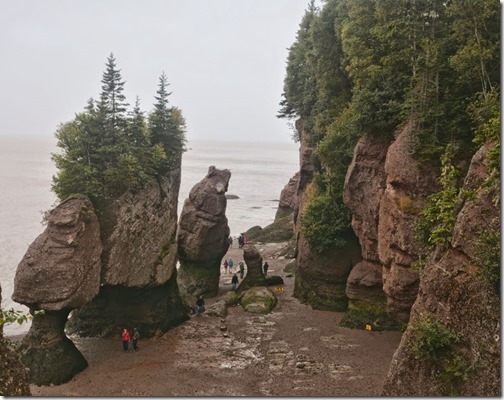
[68,171,187,337]
[377,125,439,322]
[383,143,500,396]
[342,134,396,328]
[12,196,101,384]
[291,119,362,311]
[177,166,231,306]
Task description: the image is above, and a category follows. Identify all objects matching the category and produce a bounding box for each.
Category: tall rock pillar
[177,166,231,306]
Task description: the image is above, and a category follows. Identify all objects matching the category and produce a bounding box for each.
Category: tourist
[196,296,205,316]
[239,261,245,279]
[228,236,233,247]
[121,328,130,352]
[132,328,140,351]
[231,274,239,291]
[228,257,234,272]
[244,236,248,245]
[223,259,228,274]
[263,262,269,276]
[238,235,244,248]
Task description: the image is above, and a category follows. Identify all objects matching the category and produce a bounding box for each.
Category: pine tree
[149,72,186,172]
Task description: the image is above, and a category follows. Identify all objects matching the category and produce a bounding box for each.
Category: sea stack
[177,166,231,306]
[12,196,102,385]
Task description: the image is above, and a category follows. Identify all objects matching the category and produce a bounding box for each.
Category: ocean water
[0,135,299,335]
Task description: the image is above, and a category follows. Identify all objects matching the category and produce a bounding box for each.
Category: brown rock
[343,134,391,313]
[237,245,267,291]
[97,171,180,287]
[377,125,439,322]
[12,196,102,310]
[177,166,231,304]
[278,172,300,212]
[383,143,500,396]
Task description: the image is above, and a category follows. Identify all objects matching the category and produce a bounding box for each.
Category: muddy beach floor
[31,242,402,397]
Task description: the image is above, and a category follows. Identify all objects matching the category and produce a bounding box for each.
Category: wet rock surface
[177,166,231,304]
[13,196,102,310]
[31,243,402,397]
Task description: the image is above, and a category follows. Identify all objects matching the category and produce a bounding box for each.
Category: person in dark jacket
[196,296,205,316]
[132,328,140,351]
[263,262,269,276]
[231,274,239,291]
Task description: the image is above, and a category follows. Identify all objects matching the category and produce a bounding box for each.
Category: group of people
[237,234,248,248]
[121,327,140,352]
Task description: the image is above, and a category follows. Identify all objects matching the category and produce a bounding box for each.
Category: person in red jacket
[121,328,131,352]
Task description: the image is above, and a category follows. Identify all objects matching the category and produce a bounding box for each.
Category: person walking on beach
[121,328,130,352]
[238,235,244,248]
[239,261,245,279]
[231,273,239,291]
[196,296,205,316]
[223,259,228,274]
[263,262,269,276]
[228,257,234,273]
[132,328,140,351]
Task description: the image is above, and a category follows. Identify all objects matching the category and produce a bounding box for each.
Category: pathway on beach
[32,242,402,397]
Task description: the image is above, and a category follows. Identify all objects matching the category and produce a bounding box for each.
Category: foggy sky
[0,0,309,143]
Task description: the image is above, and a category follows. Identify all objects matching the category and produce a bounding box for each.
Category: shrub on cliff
[52,53,186,202]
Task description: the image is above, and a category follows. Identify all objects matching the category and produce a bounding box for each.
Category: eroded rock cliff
[177,166,231,306]
[382,142,500,396]
[67,171,187,337]
[12,196,100,385]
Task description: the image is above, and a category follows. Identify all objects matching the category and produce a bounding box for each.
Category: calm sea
[0,135,299,335]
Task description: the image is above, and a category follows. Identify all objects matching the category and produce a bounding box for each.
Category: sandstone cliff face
[377,126,439,323]
[291,119,362,311]
[67,171,187,338]
[343,134,391,309]
[0,284,31,396]
[13,196,102,310]
[382,143,500,396]
[177,166,231,306]
[98,170,181,287]
[11,196,100,385]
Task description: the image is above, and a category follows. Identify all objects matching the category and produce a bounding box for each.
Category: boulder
[382,143,500,396]
[12,196,102,310]
[240,287,278,314]
[177,166,231,305]
[0,284,31,396]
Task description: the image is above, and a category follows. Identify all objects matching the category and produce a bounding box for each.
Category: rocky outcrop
[11,196,100,385]
[341,134,397,329]
[177,166,231,305]
[237,245,267,291]
[240,286,278,314]
[294,235,361,311]
[377,125,439,323]
[13,196,102,310]
[0,284,31,396]
[383,143,500,396]
[68,171,188,338]
[276,172,300,219]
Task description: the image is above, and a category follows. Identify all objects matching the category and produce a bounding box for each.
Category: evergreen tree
[148,72,186,172]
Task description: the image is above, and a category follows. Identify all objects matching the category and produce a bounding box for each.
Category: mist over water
[0,135,298,335]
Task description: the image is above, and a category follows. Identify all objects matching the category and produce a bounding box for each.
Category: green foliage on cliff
[409,315,460,362]
[473,229,500,294]
[279,0,500,254]
[52,53,186,202]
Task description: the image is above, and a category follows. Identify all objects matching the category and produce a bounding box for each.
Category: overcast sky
[0,0,310,143]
